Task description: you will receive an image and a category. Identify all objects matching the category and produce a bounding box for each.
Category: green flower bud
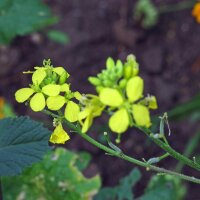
[106,57,115,70]
[115,60,123,78]
[52,72,58,81]
[119,79,127,89]
[103,80,112,87]
[88,77,101,86]
[59,71,68,84]
[43,77,52,85]
[124,65,132,79]
[132,67,139,76]
[96,86,104,93]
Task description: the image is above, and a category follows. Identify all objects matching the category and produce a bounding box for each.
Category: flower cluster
[15,55,157,144]
[15,59,81,144]
[192,2,200,23]
[89,55,157,135]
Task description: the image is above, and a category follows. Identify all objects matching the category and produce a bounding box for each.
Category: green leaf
[0,116,51,176]
[138,175,186,200]
[3,148,101,200]
[75,151,92,171]
[0,0,57,44]
[95,168,141,200]
[134,0,159,28]
[47,30,70,44]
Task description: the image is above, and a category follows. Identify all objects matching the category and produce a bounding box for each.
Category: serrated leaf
[0,116,51,176]
[0,0,57,44]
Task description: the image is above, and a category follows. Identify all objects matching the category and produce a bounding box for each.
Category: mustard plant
[15,55,200,184]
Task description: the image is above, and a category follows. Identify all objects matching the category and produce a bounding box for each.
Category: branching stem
[44,110,200,184]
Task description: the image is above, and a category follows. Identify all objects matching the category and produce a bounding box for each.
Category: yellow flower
[65,101,80,122]
[100,76,154,133]
[49,123,70,144]
[78,95,105,133]
[192,2,200,23]
[15,60,71,112]
[15,84,63,112]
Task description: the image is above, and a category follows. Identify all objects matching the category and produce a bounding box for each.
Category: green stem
[137,126,200,171]
[62,119,200,184]
[43,110,200,184]
[158,1,196,14]
[159,153,170,161]
[176,131,200,172]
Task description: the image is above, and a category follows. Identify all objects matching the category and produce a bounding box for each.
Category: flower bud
[119,79,127,89]
[124,65,132,79]
[96,86,104,93]
[59,71,68,84]
[88,77,101,86]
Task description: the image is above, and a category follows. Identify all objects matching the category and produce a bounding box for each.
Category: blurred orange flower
[192,2,200,23]
[0,97,5,119]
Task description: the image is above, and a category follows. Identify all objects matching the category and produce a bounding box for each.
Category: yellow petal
[132,104,151,127]
[60,83,70,93]
[49,123,70,144]
[109,108,129,134]
[42,84,61,96]
[81,114,93,133]
[99,88,123,107]
[32,68,46,85]
[65,101,80,122]
[126,76,143,102]
[46,96,65,110]
[53,67,69,77]
[15,88,34,103]
[74,91,82,100]
[30,93,45,112]
[148,96,158,110]
[78,108,90,121]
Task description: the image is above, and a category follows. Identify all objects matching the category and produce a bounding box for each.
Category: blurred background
[1,0,200,199]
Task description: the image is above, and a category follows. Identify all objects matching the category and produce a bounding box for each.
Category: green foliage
[134,0,159,28]
[0,0,57,44]
[3,148,101,200]
[0,116,51,176]
[95,168,141,200]
[138,175,186,200]
[95,168,186,200]
[47,30,70,44]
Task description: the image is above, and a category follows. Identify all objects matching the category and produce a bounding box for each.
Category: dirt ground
[1,0,200,199]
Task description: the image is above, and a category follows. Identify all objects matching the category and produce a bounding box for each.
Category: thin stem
[62,119,200,184]
[176,131,200,172]
[43,110,200,184]
[136,126,200,171]
[159,153,170,161]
